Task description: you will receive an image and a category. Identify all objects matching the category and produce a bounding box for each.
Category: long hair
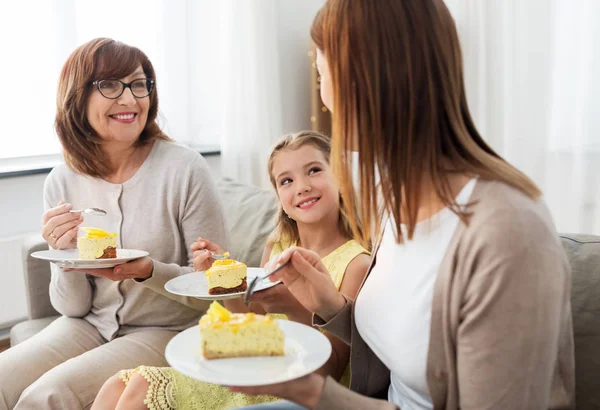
[267,130,367,250]
[311,0,540,243]
[55,38,171,178]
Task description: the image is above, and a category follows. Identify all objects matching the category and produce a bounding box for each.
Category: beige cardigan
[44,141,228,341]
[314,179,575,410]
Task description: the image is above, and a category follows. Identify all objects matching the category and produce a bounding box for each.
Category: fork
[243,259,291,306]
[204,249,230,260]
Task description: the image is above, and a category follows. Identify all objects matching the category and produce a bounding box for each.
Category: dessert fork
[68,207,107,216]
[244,259,291,306]
[204,249,230,260]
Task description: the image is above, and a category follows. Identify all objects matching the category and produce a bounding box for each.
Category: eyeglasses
[92,78,155,99]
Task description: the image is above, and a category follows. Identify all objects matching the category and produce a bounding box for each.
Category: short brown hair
[267,130,368,250]
[55,38,170,178]
[311,0,540,244]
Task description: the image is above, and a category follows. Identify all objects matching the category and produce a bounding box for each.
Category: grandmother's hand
[42,200,83,249]
[191,237,226,271]
[64,256,154,281]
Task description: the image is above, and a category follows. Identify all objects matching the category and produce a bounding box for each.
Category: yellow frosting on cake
[81,227,117,239]
[207,259,237,269]
[205,258,247,291]
[77,227,118,259]
[200,302,285,359]
[204,300,232,321]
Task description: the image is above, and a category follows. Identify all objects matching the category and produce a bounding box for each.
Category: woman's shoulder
[341,239,370,256]
[461,179,564,262]
[44,163,81,190]
[151,140,209,166]
[150,140,214,176]
[154,139,197,156]
[467,179,555,231]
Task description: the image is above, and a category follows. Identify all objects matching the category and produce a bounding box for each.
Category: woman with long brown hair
[234,1,574,409]
[0,38,227,409]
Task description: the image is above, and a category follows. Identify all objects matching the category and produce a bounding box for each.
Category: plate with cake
[31,227,148,269]
[165,257,280,300]
[165,302,332,386]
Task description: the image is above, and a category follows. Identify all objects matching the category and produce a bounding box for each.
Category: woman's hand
[191,237,226,271]
[265,246,346,321]
[228,372,326,409]
[42,201,84,249]
[64,256,154,281]
[250,284,312,325]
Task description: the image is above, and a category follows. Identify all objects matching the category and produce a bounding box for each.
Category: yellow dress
[118,240,369,410]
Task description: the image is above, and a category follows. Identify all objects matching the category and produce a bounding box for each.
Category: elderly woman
[0,38,227,410]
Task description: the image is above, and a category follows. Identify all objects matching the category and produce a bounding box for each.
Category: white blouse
[355,178,477,409]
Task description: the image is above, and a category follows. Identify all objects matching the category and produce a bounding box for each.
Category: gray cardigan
[314,179,574,410]
[43,140,229,341]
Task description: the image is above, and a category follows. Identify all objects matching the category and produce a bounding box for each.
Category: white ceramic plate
[165,321,332,386]
[30,248,149,269]
[164,267,280,300]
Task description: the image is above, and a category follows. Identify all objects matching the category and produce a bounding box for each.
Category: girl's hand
[191,237,226,271]
[250,284,312,325]
[228,372,326,409]
[64,257,154,281]
[42,201,83,249]
[265,246,346,321]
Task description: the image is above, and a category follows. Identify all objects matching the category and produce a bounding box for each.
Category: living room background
[0,0,599,334]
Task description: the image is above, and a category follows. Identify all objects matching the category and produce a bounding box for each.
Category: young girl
[92,130,371,410]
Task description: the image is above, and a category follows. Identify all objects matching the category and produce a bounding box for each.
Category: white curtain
[219,0,283,189]
[445,0,600,235]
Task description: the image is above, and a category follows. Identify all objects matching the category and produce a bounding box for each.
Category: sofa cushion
[217,178,278,267]
[560,234,600,410]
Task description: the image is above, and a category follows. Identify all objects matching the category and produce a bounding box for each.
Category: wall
[276,0,325,134]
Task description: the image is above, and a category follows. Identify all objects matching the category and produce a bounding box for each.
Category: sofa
[9,178,600,409]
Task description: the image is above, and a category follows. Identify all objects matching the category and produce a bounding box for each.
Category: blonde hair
[311,0,540,244]
[267,130,367,249]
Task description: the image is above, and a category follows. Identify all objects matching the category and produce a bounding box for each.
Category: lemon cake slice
[205,258,247,295]
[200,302,285,359]
[77,227,117,259]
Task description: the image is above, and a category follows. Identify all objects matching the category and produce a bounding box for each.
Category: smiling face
[271,144,340,225]
[86,65,150,144]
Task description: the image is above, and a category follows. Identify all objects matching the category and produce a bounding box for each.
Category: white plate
[165,321,332,386]
[165,267,280,300]
[31,248,149,269]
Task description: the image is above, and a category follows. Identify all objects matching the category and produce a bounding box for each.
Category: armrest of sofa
[559,233,600,410]
[20,234,58,320]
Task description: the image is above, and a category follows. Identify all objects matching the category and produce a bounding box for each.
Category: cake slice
[206,258,247,295]
[77,227,117,259]
[200,302,285,359]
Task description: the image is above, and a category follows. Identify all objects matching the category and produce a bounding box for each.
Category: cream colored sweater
[43,140,228,340]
